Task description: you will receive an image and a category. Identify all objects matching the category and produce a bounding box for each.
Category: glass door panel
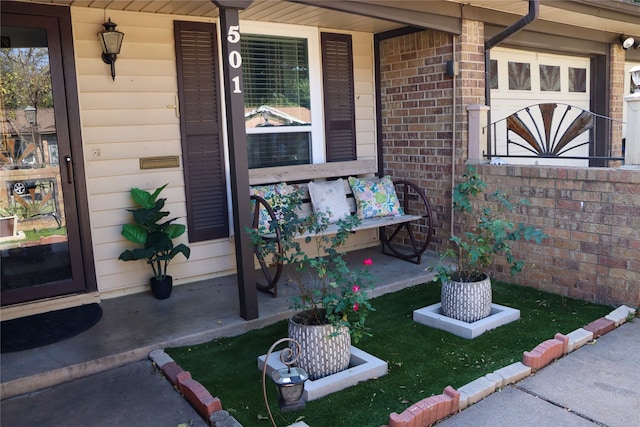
[1,16,85,305]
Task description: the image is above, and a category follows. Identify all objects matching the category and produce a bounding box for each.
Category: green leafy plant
[435,166,547,283]
[0,204,12,218]
[0,201,27,219]
[118,184,190,280]
[248,189,374,343]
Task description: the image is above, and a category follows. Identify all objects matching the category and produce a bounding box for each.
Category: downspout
[483,0,539,157]
[450,34,457,238]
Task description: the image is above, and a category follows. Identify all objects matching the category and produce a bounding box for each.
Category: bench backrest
[249,159,378,218]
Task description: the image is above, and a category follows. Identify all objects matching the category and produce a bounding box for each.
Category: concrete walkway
[437,318,640,427]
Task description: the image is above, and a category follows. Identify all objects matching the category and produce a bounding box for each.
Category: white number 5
[227,25,240,44]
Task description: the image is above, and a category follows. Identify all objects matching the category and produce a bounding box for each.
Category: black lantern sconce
[261,338,308,426]
[98,18,124,80]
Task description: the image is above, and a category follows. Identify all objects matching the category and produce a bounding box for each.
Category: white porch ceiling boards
[13,0,640,41]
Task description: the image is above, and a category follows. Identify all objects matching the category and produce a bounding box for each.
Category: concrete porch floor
[1,246,439,400]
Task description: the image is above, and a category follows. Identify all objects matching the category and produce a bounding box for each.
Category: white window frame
[240,21,326,164]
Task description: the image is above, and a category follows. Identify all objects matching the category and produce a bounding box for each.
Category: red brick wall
[378,25,637,309]
[475,164,640,308]
[379,22,485,251]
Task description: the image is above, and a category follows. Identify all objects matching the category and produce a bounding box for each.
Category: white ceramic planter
[288,310,351,380]
[441,274,492,323]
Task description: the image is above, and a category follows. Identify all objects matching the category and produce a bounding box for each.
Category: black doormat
[1,303,102,353]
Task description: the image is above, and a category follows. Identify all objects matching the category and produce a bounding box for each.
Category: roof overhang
[8,0,640,57]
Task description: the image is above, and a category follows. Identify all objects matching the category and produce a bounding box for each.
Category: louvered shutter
[174,21,229,241]
[322,33,356,162]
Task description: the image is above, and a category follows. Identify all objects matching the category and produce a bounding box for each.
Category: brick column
[609,44,626,163]
[457,19,486,164]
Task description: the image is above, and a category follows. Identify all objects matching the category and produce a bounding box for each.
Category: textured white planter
[288,311,351,380]
[441,274,492,323]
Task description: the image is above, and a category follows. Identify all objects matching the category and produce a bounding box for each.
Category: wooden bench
[249,159,434,296]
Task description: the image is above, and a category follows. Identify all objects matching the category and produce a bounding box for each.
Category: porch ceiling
[13,0,640,41]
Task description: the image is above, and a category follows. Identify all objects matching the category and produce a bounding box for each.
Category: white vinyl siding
[71,7,377,297]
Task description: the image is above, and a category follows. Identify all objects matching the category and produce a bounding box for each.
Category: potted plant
[434,166,547,322]
[118,184,191,299]
[249,189,375,380]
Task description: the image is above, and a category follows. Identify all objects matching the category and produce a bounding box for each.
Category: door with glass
[1,10,89,305]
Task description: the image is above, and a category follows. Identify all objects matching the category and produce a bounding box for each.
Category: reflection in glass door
[1,15,85,306]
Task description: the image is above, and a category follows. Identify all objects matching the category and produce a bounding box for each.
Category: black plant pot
[150,276,173,299]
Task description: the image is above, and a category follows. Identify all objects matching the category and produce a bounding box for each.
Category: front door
[1,6,94,306]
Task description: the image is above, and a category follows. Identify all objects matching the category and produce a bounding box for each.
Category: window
[508,61,531,90]
[540,65,560,92]
[569,67,587,92]
[489,59,499,90]
[240,26,356,169]
[242,34,311,169]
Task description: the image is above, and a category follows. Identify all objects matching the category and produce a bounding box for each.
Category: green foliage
[118,184,190,280]
[0,204,12,218]
[436,166,547,283]
[167,281,610,427]
[0,48,53,109]
[248,189,374,343]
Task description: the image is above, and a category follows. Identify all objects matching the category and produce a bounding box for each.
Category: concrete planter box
[0,215,24,243]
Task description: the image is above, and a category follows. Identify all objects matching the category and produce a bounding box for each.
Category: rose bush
[249,188,375,343]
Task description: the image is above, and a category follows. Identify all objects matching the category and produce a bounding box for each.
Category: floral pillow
[249,183,288,230]
[308,178,351,223]
[348,176,404,220]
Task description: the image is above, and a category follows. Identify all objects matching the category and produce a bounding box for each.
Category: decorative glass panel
[508,61,531,90]
[539,64,560,91]
[569,67,586,92]
[489,59,498,89]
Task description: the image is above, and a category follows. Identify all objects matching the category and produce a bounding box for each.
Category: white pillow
[308,178,351,223]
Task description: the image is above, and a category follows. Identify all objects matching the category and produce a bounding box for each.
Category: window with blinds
[242,34,311,169]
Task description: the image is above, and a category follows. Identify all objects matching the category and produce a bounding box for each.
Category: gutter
[483,0,539,156]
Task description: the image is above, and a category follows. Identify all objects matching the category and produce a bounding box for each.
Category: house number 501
[227,25,242,94]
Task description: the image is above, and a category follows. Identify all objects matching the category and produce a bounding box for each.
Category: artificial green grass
[166,281,610,427]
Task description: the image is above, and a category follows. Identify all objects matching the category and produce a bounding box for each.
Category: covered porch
[0,246,439,400]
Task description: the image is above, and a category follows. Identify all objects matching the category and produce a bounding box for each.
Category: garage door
[624,61,640,142]
[489,47,591,166]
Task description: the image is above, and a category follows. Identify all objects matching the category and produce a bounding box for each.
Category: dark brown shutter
[174,21,228,241]
[321,32,356,162]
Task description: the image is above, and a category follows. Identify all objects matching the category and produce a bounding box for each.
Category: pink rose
[353,302,359,312]
[363,258,373,266]
[352,285,360,293]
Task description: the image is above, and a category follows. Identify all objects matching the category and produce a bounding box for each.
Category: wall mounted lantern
[631,65,640,94]
[98,18,124,80]
[620,35,638,50]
